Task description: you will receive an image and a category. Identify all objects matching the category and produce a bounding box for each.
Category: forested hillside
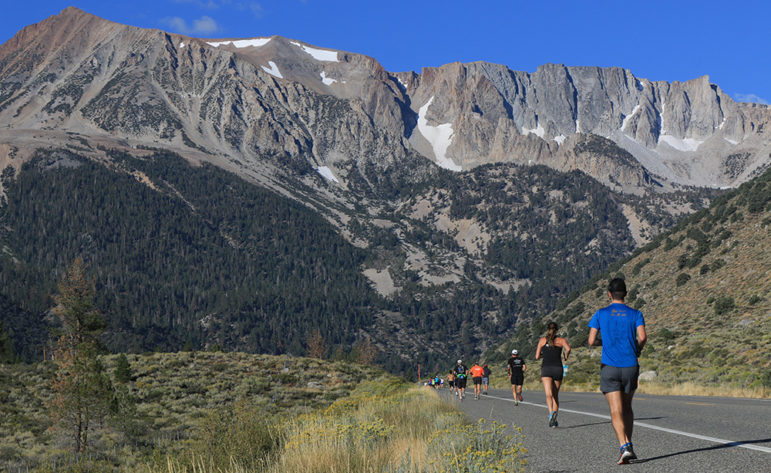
[0,147,717,373]
[0,149,382,358]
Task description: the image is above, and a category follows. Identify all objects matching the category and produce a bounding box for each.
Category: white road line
[485,394,771,454]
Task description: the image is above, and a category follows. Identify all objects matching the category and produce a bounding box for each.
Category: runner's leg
[541,377,555,412]
[622,391,635,441]
[552,379,561,413]
[604,391,631,446]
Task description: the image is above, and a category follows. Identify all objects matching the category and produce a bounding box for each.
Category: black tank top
[541,342,563,367]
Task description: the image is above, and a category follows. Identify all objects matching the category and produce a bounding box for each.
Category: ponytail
[546,322,558,345]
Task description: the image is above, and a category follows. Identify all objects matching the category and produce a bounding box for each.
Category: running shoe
[514,400,518,406]
[548,411,558,428]
[519,393,523,402]
[617,444,636,465]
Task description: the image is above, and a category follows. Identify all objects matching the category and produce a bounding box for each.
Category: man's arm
[522,362,527,373]
[636,325,647,355]
[588,327,599,346]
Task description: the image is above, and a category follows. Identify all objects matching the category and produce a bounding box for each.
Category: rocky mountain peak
[0,7,769,194]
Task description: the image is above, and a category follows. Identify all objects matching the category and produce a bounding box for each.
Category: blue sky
[2,1,769,104]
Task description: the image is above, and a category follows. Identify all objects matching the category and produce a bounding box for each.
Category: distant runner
[454,360,468,401]
[536,322,571,428]
[507,349,526,405]
[482,363,491,395]
[447,370,456,395]
[470,362,485,400]
[588,278,646,465]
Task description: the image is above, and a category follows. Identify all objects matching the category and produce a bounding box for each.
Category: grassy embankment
[1,352,526,472]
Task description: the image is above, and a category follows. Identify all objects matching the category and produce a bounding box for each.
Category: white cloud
[734,93,769,105]
[164,16,220,35]
[247,2,264,18]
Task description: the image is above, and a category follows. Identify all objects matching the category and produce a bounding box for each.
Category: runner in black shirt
[454,360,468,401]
[507,349,527,405]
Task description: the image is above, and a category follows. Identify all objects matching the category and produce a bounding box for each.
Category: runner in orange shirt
[470,362,485,400]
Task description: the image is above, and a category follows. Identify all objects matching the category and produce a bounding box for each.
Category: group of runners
[445,361,491,400]
[438,278,646,465]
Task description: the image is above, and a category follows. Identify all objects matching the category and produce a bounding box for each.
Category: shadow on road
[560,417,665,430]
[633,438,771,463]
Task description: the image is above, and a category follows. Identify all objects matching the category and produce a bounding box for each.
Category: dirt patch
[363,268,398,296]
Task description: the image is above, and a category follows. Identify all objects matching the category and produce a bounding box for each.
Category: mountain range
[0,8,768,372]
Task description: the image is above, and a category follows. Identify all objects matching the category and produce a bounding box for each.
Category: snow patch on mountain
[316,166,339,182]
[320,71,337,85]
[659,135,703,152]
[621,104,641,132]
[553,135,566,145]
[207,38,271,48]
[179,42,185,48]
[291,42,339,62]
[261,61,283,79]
[523,124,545,138]
[417,97,461,172]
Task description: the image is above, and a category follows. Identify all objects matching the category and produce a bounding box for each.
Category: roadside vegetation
[1,353,526,472]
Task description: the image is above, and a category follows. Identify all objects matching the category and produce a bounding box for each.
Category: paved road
[441,388,771,472]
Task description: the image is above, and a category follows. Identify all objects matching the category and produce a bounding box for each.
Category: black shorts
[600,365,639,394]
[541,365,563,381]
[510,373,524,385]
[448,380,455,387]
[456,377,467,389]
[472,376,482,385]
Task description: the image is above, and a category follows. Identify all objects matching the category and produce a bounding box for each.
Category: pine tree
[306,329,326,359]
[114,353,132,384]
[49,258,113,453]
[0,321,15,363]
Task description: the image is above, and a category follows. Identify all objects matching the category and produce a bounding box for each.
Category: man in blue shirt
[588,278,647,465]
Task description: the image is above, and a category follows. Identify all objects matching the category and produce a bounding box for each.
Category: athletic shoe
[548,411,558,428]
[519,393,523,402]
[514,400,518,406]
[617,444,636,465]
[483,392,488,395]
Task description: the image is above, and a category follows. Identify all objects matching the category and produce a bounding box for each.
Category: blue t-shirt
[588,303,645,368]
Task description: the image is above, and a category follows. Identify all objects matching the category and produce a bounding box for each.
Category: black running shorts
[456,377,467,389]
[600,364,639,394]
[472,376,482,385]
[510,373,524,385]
[540,365,563,381]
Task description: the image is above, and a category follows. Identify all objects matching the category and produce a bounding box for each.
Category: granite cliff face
[1,7,769,197]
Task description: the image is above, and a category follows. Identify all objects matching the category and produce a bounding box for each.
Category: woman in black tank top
[536,322,571,428]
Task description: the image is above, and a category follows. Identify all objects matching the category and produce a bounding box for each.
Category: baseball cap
[511,349,518,355]
[457,359,462,364]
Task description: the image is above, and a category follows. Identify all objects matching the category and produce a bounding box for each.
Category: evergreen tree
[49,258,113,453]
[0,321,14,363]
[113,353,132,384]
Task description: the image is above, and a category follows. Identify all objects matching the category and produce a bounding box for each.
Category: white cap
[511,349,518,355]
[457,359,462,364]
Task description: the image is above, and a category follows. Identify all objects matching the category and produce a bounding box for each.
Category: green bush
[711,259,726,271]
[714,296,736,315]
[676,273,691,287]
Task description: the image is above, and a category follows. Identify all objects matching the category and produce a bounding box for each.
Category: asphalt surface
[441,387,771,472]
